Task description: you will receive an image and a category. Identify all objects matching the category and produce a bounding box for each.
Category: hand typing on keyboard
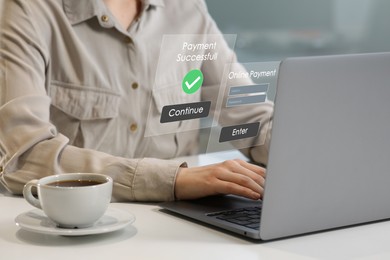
[174,159,266,200]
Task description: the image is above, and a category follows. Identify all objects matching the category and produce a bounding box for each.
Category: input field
[226,94,267,107]
[228,84,268,96]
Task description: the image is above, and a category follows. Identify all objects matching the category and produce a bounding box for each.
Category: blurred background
[205,0,389,62]
[201,0,389,153]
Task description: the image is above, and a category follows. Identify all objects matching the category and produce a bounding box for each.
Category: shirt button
[124,36,133,44]
[130,123,138,132]
[101,15,109,23]
[132,82,139,89]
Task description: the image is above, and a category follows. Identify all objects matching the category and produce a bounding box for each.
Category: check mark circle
[182,69,204,94]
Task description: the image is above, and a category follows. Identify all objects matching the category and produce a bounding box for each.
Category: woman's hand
[174,159,266,200]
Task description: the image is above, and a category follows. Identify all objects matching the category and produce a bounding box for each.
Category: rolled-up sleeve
[0,94,182,201]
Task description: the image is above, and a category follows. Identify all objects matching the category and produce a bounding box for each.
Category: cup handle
[23,180,42,209]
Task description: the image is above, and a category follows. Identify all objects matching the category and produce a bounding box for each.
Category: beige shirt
[0,0,273,201]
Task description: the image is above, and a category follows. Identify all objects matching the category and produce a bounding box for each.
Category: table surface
[2,151,390,260]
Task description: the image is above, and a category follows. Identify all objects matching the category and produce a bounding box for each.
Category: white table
[2,151,390,260]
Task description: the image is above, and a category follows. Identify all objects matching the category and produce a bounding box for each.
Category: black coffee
[47,180,103,187]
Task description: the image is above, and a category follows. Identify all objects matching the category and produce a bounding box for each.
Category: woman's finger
[220,159,266,187]
[212,167,263,197]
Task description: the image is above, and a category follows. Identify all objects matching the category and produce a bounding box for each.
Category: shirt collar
[63,0,165,25]
[63,0,101,25]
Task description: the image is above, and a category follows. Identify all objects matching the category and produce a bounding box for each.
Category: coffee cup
[23,173,113,228]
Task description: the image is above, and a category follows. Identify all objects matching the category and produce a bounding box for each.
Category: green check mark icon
[182,69,204,94]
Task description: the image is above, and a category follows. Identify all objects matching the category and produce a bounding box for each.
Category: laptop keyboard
[206,206,262,230]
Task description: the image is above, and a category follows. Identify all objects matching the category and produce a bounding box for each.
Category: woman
[0,0,272,201]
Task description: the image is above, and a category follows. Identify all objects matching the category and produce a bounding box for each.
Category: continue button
[219,122,260,142]
[160,101,211,123]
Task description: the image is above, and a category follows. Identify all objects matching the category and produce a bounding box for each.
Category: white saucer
[15,207,135,236]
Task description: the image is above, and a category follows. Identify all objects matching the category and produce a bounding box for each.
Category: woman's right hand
[174,159,266,200]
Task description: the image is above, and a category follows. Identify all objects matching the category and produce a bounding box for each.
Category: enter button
[219,122,260,142]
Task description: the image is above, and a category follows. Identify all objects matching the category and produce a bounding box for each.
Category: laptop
[160,52,390,240]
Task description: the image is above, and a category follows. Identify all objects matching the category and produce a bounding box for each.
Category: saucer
[15,207,135,236]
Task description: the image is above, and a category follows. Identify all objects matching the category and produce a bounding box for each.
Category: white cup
[23,173,113,228]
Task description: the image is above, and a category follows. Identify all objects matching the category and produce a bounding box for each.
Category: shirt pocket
[149,84,201,135]
[49,81,121,120]
[152,83,201,110]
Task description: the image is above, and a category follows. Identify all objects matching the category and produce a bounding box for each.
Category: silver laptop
[160,52,390,240]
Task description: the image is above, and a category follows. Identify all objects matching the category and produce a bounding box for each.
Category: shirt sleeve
[0,0,181,202]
